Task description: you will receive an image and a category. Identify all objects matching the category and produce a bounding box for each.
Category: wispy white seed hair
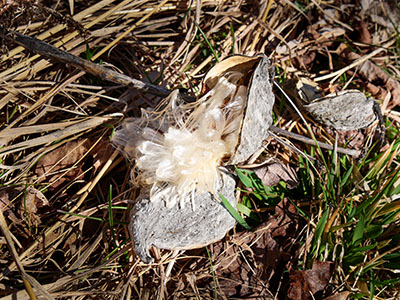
[113,75,247,207]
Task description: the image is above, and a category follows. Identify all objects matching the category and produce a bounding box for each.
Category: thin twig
[0,28,190,100]
[269,125,361,157]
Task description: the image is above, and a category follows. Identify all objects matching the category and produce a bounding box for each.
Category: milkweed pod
[303,90,377,131]
[113,55,275,263]
[229,54,275,164]
[130,171,236,264]
[204,55,261,90]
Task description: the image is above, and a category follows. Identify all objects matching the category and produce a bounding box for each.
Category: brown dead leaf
[361,0,400,32]
[343,49,400,109]
[205,198,299,299]
[35,139,91,189]
[63,231,78,256]
[288,261,334,300]
[18,186,48,227]
[211,227,282,298]
[357,20,372,45]
[0,188,20,228]
[295,51,316,72]
[253,162,298,189]
[365,82,387,100]
[325,128,366,151]
[269,198,299,239]
[0,186,49,239]
[91,139,116,174]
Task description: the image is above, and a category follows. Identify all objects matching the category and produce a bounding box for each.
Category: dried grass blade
[67,233,103,271]
[0,116,113,156]
[0,0,114,62]
[0,210,44,300]
[91,0,170,61]
[1,28,179,99]
[0,120,83,144]
[4,71,85,130]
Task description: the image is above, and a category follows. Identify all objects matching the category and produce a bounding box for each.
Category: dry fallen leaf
[325,128,368,151]
[207,198,299,299]
[288,261,334,300]
[17,186,48,227]
[343,50,400,109]
[357,20,372,45]
[0,188,21,230]
[253,161,298,189]
[0,186,49,239]
[35,140,91,189]
[361,0,400,32]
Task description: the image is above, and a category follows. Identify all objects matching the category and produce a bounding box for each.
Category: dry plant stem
[0,150,120,280]
[0,210,37,300]
[269,125,361,157]
[90,0,170,61]
[268,130,317,163]
[0,28,174,99]
[314,40,395,83]
[1,0,114,62]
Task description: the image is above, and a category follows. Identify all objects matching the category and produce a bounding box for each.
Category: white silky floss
[134,77,247,208]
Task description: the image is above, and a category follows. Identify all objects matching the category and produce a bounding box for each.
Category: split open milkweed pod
[302,90,378,131]
[113,54,275,263]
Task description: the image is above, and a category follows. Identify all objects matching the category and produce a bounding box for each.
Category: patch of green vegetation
[309,148,399,297]
[234,167,283,227]
[298,133,399,297]
[84,43,102,63]
[294,1,309,12]
[234,129,400,298]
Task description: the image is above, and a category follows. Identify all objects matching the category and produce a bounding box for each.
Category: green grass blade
[230,22,235,54]
[235,167,253,188]
[237,202,252,217]
[206,246,218,300]
[340,164,354,188]
[310,208,330,258]
[352,213,365,246]
[219,194,251,230]
[194,22,220,63]
[108,185,117,247]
